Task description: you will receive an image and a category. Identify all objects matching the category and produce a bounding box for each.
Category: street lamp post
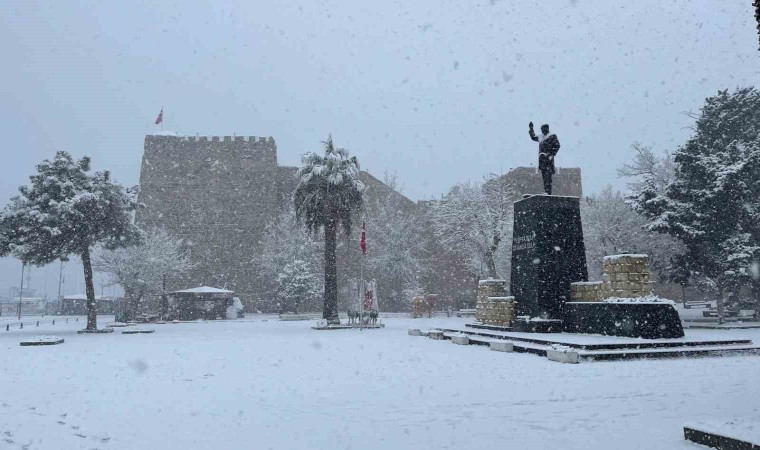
[17,262,26,320]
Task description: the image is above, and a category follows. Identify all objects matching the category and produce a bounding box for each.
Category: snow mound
[603,295,675,305]
[603,254,649,262]
[19,335,64,346]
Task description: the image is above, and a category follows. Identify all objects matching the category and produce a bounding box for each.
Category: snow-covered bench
[684,300,711,309]
[456,309,476,317]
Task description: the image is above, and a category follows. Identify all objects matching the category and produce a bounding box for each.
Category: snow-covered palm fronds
[294,135,365,235]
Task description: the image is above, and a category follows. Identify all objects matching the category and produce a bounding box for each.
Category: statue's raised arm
[528,121,539,142]
[528,122,559,195]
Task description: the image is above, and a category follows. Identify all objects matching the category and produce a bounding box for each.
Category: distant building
[61,295,116,315]
[0,297,46,316]
[166,286,235,321]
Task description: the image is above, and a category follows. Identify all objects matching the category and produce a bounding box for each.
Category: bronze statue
[528,122,560,195]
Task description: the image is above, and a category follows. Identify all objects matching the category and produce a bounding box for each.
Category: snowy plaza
[1,315,759,450]
[3,2,760,449]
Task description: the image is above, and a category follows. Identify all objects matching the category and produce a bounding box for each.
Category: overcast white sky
[0,0,758,298]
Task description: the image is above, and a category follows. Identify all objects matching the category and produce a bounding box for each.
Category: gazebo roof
[171,286,234,294]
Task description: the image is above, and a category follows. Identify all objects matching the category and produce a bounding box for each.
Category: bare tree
[582,186,684,282]
[431,175,516,279]
[617,142,674,194]
[362,172,425,311]
[94,227,192,320]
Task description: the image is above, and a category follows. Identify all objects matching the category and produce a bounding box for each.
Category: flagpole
[161,105,164,131]
[360,248,364,330]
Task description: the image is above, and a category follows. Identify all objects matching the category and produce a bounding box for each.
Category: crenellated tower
[136,135,280,301]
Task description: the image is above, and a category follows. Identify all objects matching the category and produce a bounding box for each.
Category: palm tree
[294,136,365,324]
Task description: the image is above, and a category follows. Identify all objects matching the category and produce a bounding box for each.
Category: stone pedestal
[510,195,588,320]
[475,279,508,323]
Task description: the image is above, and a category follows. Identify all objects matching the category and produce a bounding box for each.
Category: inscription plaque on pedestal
[510,195,588,319]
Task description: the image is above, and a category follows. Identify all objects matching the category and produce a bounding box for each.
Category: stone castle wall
[136,135,280,303]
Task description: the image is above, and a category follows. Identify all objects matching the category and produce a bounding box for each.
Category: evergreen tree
[294,136,364,324]
[256,205,323,312]
[636,88,760,319]
[276,259,321,314]
[0,151,140,330]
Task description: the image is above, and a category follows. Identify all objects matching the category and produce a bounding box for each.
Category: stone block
[428,330,445,340]
[451,335,470,345]
[489,341,514,352]
[547,349,580,364]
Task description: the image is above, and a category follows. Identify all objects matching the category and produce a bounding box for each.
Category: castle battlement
[147,134,275,144]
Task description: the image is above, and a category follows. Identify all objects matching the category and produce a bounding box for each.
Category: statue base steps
[420,326,760,362]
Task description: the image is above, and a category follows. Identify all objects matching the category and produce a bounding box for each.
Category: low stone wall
[571,254,653,301]
[476,296,516,326]
[477,279,508,302]
[475,279,510,324]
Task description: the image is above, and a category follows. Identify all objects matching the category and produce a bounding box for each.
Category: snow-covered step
[446,333,548,355]
[432,327,760,362]
[684,422,760,450]
[579,344,760,361]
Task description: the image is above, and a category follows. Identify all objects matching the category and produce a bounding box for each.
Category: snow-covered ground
[2,316,760,450]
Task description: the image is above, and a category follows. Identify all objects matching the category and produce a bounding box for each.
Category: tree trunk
[81,246,98,331]
[323,218,339,324]
[484,250,498,279]
[717,287,725,325]
[130,288,145,321]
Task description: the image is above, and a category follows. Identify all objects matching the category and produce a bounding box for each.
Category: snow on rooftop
[603,254,649,262]
[172,286,234,294]
[63,294,107,300]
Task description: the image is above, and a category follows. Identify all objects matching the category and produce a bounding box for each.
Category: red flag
[360,222,367,255]
[154,107,163,125]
